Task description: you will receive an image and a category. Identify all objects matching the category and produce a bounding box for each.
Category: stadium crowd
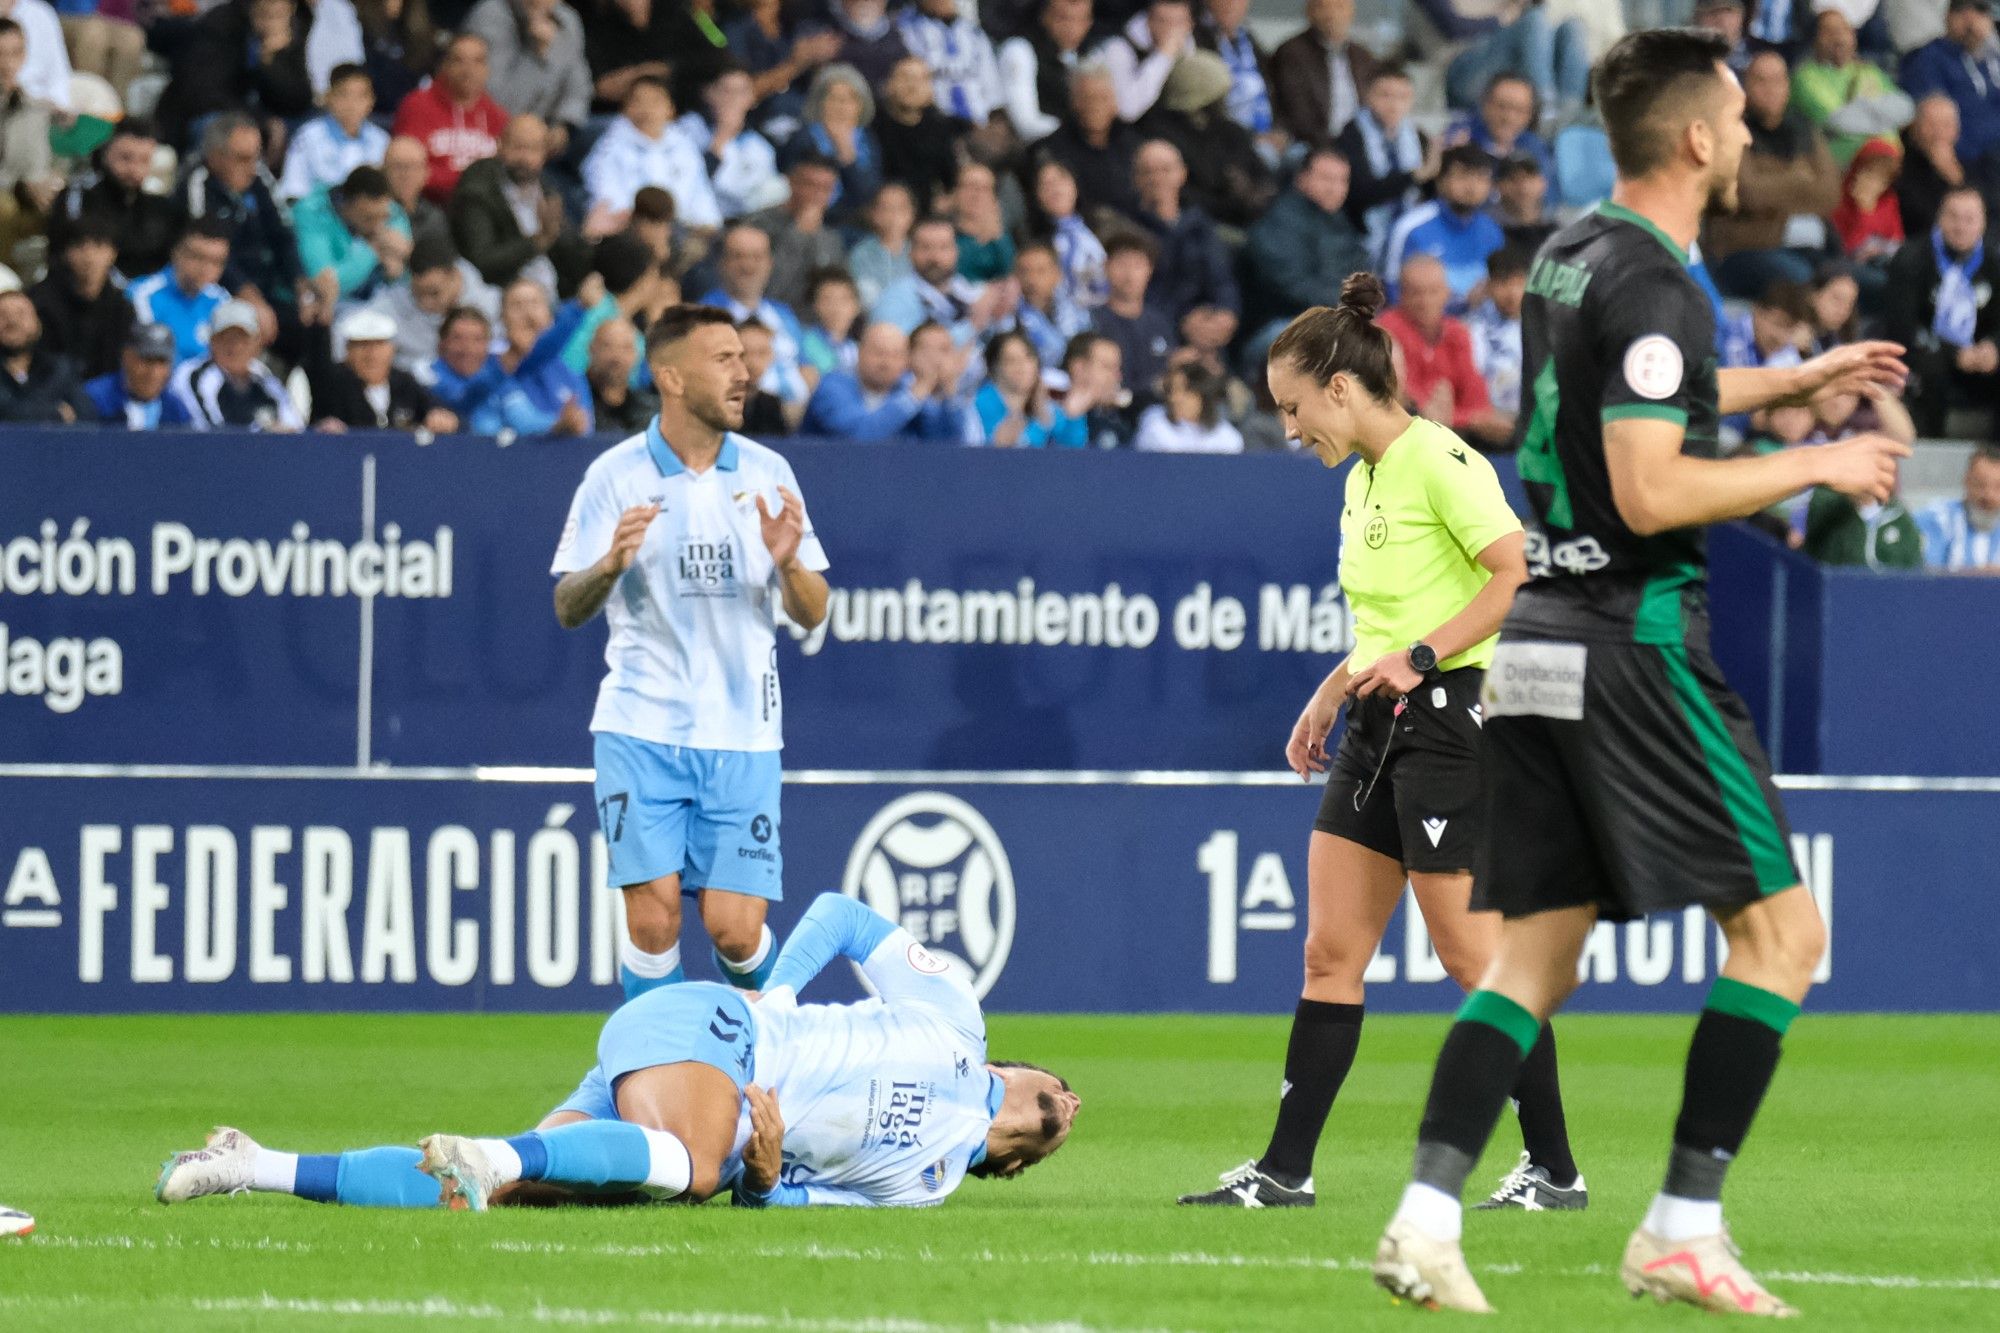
[0,0,1995,568]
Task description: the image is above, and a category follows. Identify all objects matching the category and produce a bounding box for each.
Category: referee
[1179,274,1583,1212]
[1372,29,1908,1316]
[551,305,830,1001]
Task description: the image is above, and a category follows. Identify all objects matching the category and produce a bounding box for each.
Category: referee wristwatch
[1407,642,1439,677]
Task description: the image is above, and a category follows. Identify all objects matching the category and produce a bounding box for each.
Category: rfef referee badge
[1364,515,1388,548]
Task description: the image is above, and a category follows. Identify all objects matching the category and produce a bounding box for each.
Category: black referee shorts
[1315,666,1486,874]
[1473,634,1801,923]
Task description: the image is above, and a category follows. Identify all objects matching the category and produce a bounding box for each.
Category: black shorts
[1315,666,1486,873]
[1473,634,1799,923]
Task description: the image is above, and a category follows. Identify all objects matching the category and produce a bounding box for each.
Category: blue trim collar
[967,1069,1005,1168]
[646,417,739,476]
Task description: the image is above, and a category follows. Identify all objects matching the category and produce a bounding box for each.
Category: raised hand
[599,503,659,575]
[757,486,806,568]
[1793,340,1908,405]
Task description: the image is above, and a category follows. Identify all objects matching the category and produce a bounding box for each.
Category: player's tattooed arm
[553,503,659,629]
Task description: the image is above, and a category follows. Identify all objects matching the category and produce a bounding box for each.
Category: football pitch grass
[2,1013,1996,1331]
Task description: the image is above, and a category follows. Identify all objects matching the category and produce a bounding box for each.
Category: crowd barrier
[4,432,1993,1014]
[4,431,1995,774]
[0,770,1991,1013]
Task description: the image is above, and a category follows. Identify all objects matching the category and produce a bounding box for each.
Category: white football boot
[1373,1217,1495,1313]
[417,1134,505,1212]
[155,1126,259,1204]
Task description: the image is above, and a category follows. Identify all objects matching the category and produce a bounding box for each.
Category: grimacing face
[654,322,749,433]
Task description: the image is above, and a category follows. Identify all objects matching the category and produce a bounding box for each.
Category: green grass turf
[1,1013,1996,1331]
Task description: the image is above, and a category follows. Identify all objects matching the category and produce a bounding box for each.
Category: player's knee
[702,901,767,961]
[1301,930,1370,993]
[622,884,681,952]
[685,1153,724,1202]
[1774,908,1827,988]
[1429,933,1492,993]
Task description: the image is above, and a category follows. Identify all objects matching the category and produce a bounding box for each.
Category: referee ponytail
[1267,273,1400,403]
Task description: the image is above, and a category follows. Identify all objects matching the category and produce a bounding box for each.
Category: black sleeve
[1878,241,1931,349]
[1594,259,1715,432]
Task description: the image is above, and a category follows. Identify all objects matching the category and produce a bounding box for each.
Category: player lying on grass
[156,894,1079,1209]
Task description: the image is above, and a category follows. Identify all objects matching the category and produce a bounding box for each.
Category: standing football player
[552,306,830,1001]
[1370,27,1908,1316]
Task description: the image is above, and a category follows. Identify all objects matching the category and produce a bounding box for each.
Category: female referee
[1179,274,1584,1212]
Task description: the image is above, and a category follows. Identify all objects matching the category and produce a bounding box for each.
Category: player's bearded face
[678,326,749,431]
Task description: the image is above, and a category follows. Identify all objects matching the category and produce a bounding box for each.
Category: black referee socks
[1412,990,1539,1199]
[1258,999,1364,1186]
[1664,977,1801,1202]
[1513,1023,1580,1187]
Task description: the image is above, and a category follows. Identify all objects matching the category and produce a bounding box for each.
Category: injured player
[155,894,1079,1210]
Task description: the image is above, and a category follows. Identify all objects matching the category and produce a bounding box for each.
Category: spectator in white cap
[168,299,304,432]
[314,307,459,432]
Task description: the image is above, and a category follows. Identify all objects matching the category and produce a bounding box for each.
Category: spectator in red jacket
[1375,252,1512,448]
[392,31,510,203]
[1833,138,1904,263]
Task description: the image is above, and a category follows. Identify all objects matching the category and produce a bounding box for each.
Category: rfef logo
[842,792,1015,999]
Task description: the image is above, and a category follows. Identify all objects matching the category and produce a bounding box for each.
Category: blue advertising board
[4,432,1997,775]
[0,773,1989,1014]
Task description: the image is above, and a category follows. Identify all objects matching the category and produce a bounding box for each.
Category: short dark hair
[327,61,371,91]
[911,213,958,242]
[1496,152,1544,183]
[340,165,392,200]
[909,318,950,344]
[1441,143,1495,176]
[110,115,158,144]
[439,305,491,339]
[734,317,772,339]
[968,1060,1074,1181]
[594,232,655,295]
[1755,278,1815,324]
[62,215,118,250]
[1487,243,1533,280]
[1593,27,1734,177]
[805,266,859,303]
[984,328,1039,378]
[409,237,459,276]
[1016,239,1058,264]
[626,73,671,103]
[178,216,234,248]
[1970,443,2000,470]
[631,186,675,225]
[647,303,737,354]
[1167,358,1230,429]
[1267,271,1398,402]
[1103,232,1157,264]
[1060,331,1102,370]
[1300,144,1350,175]
[1366,63,1412,90]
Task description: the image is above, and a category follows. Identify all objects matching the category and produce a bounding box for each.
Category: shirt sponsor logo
[1525,531,1611,577]
[1484,641,1587,721]
[676,537,738,596]
[1623,335,1684,400]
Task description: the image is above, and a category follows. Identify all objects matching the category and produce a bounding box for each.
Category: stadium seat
[1553,123,1614,212]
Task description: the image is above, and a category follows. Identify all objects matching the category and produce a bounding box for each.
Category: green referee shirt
[1339,417,1524,672]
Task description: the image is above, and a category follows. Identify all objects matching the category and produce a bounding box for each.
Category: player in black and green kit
[1370,28,1911,1317]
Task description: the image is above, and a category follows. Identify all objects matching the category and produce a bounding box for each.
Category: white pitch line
[21,1232,2000,1297]
[487,1237,2000,1293]
[0,1292,1157,1333]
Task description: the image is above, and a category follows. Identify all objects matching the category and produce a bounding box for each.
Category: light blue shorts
[592,732,783,899]
[552,981,758,1121]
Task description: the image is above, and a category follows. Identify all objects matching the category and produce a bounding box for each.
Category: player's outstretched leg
[420,1120,694,1212]
[157,1127,440,1208]
[1620,889,1821,1318]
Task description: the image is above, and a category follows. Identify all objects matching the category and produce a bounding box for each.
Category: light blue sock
[329,1147,438,1208]
[619,961,685,1000]
[519,1121,654,1190]
[619,941,684,1001]
[716,925,777,991]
